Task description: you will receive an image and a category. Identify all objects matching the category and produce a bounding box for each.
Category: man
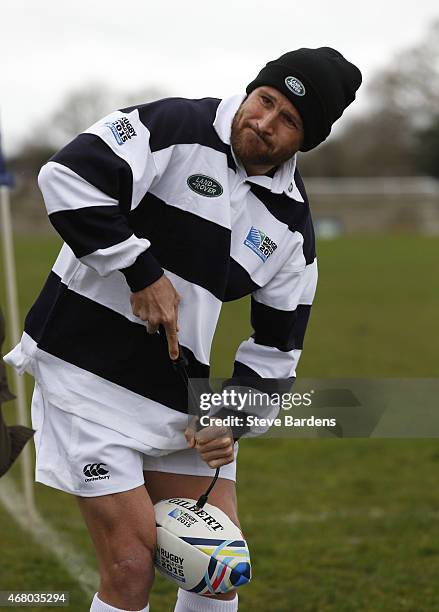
[0,306,35,477]
[5,47,361,611]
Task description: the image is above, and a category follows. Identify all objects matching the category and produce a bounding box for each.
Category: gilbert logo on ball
[187,174,224,198]
[154,498,251,594]
[285,76,306,97]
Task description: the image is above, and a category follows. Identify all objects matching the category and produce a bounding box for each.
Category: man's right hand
[130,275,180,360]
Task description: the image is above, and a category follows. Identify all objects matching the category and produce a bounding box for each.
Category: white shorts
[31,384,238,497]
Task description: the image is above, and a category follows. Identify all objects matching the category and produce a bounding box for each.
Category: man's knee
[96,521,156,608]
[101,544,155,592]
[77,486,157,596]
[100,523,157,587]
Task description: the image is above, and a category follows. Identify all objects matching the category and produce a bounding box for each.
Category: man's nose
[256,111,276,134]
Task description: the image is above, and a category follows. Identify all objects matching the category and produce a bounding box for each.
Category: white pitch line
[0,476,99,597]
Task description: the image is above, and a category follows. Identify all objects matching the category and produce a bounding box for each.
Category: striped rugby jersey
[5,94,318,450]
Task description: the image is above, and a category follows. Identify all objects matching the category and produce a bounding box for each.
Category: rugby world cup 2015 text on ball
[167,498,224,532]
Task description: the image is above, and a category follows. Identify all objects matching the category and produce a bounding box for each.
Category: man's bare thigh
[76,485,157,568]
[143,471,240,528]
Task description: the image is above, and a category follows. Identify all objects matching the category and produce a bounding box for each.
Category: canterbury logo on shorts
[83,462,111,482]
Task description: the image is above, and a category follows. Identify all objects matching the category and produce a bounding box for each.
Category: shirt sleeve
[37,108,164,292]
[232,255,318,382]
[215,258,317,440]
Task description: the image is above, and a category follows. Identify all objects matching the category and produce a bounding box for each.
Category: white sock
[174,588,238,612]
[90,592,150,612]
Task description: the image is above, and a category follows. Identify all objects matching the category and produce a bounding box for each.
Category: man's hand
[130,275,180,360]
[184,417,235,468]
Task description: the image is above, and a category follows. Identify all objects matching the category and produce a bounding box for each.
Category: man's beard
[230,108,298,169]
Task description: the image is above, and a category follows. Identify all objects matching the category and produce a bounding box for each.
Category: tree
[415,115,439,179]
[301,19,439,178]
[368,20,439,130]
[28,84,167,149]
[10,84,167,231]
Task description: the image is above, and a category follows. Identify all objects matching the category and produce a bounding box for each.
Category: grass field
[1,234,439,611]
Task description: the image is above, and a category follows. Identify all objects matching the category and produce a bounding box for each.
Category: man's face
[230,86,304,174]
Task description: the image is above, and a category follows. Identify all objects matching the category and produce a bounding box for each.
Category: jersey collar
[213,94,304,202]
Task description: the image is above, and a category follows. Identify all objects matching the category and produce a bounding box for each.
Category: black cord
[195,467,220,509]
[159,326,221,508]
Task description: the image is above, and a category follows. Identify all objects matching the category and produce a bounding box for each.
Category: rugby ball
[154,497,251,594]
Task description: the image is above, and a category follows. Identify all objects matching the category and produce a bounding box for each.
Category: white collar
[213,94,304,202]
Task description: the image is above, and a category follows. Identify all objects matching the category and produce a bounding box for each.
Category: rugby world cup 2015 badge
[244,227,277,262]
[105,116,137,145]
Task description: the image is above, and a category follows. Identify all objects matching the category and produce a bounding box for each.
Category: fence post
[0,184,36,522]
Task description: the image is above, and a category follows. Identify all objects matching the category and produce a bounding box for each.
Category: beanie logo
[285,76,306,97]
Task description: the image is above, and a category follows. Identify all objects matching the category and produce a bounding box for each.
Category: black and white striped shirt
[6,94,317,450]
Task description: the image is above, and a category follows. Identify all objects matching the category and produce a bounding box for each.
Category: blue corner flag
[0,130,14,187]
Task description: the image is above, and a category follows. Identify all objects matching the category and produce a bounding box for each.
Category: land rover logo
[187,174,223,198]
[285,76,306,97]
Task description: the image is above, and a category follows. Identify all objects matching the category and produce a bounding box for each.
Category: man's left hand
[184,418,235,468]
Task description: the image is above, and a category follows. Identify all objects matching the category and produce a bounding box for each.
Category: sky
[1,0,438,154]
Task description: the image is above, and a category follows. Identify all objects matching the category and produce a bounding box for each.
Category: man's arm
[216,254,318,443]
[185,254,318,465]
[38,109,163,289]
[38,108,179,357]
[234,257,318,382]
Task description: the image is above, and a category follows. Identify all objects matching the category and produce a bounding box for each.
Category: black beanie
[246,47,362,152]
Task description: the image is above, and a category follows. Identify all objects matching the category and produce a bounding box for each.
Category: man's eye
[261,96,271,105]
